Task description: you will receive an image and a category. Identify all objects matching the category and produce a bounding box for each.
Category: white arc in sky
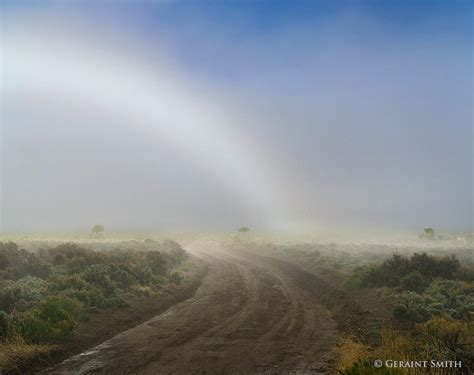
[3,29,294,230]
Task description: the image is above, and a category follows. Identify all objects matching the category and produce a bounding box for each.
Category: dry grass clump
[335,335,370,371]
[0,336,54,373]
[373,328,414,362]
[336,321,473,374]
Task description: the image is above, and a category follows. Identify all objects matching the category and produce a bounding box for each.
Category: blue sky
[122,1,472,73]
[1,1,472,232]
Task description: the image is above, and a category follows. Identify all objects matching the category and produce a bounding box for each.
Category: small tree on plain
[91,224,105,237]
[420,228,435,240]
[238,227,250,235]
[424,228,434,236]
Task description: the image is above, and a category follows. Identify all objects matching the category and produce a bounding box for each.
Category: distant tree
[420,228,435,240]
[424,228,434,236]
[238,227,250,234]
[91,225,105,235]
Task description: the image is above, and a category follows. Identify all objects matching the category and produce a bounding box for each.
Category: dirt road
[46,240,338,374]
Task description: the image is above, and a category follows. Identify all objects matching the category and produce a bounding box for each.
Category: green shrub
[0,239,189,345]
[83,265,117,295]
[168,271,183,285]
[49,274,91,292]
[399,271,427,293]
[393,292,429,322]
[16,297,82,343]
[0,277,48,312]
[14,254,52,279]
[0,281,17,312]
[47,243,107,273]
[0,242,20,263]
[144,252,168,276]
[357,253,462,290]
[50,269,126,308]
[52,253,66,265]
[130,264,154,285]
[108,266,136,289]
[17,313,74,344]
[161,241,187,268]
[35,297,82,323]
[59,288,119,308]
[424,279,474,320]
[393,280,474,322]
[14,276,48,302]
[48,243,90,260]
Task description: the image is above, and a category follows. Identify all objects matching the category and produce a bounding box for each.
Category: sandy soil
[44,240,346,374]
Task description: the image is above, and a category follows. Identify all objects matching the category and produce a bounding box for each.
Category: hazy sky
[1,1,472,232]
